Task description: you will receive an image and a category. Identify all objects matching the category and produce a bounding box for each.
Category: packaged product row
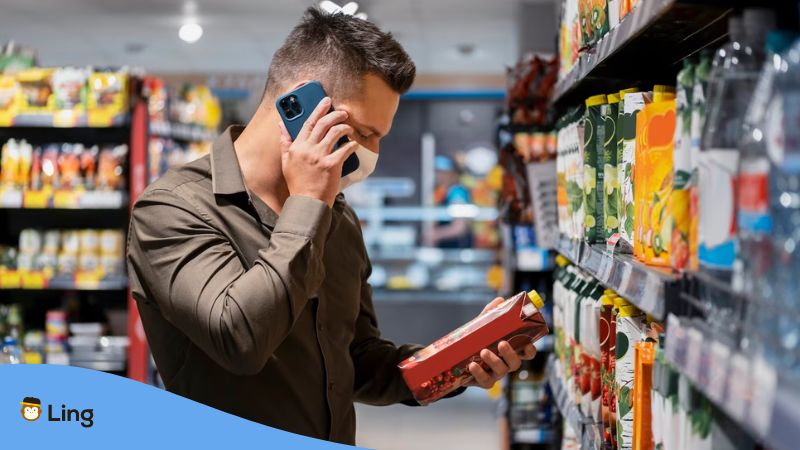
[1,139,128,192]
[0,303,128,369]
[144,77,222,133]
[0,228,126,279]
[555,9,800,374]
[0,65,129,126]
[148,137,211,183]
[552,256,744,450]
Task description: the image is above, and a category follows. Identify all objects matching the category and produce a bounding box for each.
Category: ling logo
[19,396,94,428]
[20,397,42,421]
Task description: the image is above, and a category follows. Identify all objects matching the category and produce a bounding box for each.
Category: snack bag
[88,70,128,126]
[399,291,549,405]
[603,93,621,241]
[584,95,607,243]
[671,60,695,270]
[52,67,89,110]
[17,68,55,111]
[634,96,676,266]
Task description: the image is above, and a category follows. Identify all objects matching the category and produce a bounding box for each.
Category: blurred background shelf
[0,190,127,209]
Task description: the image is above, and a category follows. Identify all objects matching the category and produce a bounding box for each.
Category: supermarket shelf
[368,247,496,265]
[546,354,602,450]
[372,289,495,304]
[150,120,217,141]
[553,0,794,106]
[0,190,127,209]
[665,316,800,450]
[0,273,128,291]
[556,238,680,320]
[512,428,557,445]
[0,124,131,144]
[355,205,499,222]
[1,111,129,128]
[515,246,553,272]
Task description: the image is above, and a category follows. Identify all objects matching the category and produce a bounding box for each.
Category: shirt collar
[211,125,248,196]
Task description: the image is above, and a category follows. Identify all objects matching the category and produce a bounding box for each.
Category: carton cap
[527,290,545,309]
[585,94,608,107]
[607,93,621,104]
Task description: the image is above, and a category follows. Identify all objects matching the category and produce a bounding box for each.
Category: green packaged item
[603,93,621,241]
[614,298,645,450]
[584,94,607,243]
[618,91,650,251]
[579,0,611,47]
[688,50,712,271]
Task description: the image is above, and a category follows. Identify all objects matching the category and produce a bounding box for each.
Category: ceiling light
[341,2,359,15]
[179,22,203,43]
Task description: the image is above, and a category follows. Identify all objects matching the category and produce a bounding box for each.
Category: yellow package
[87,70,129,126]
[16,68,55,113]
[634,99,676,266]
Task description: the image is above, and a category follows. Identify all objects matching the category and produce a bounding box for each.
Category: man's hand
[279,96,359,207]
[467,296,538,389]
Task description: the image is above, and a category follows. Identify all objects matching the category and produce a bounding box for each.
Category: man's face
[335,74,400,154]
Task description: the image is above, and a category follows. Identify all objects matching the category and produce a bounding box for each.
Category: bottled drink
[699,9,774,335]
[763,36,800,373]
[1,337,22,364]
[738,32,798,360]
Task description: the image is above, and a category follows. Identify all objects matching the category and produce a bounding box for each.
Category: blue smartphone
[275,81,360,177]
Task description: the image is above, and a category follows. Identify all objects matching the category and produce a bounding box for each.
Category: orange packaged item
[399,291,549,405]
[58,144,81,190]
[634,98,676,266]
[633,341,655,450]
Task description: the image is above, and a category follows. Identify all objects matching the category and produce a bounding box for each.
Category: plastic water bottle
[699,9,774,336]
[737,31,798,293]
[738,31,798,360]
[763,37,800,373]
[1,337,22,364]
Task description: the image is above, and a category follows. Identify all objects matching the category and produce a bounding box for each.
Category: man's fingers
[326,140,359,167]
[309,110,348,143]
[497,341,522,371]
[468,362,494,388]
[480,349,509,376]
[298,96,332,140]
[519,343,537,360]
[320,124,353,152]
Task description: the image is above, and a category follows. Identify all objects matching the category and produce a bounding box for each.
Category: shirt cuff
[274,195,333,246]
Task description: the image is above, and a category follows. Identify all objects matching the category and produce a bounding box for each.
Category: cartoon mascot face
[20,397,42,421]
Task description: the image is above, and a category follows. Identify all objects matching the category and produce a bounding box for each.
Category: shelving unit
[665,315,800,450]
[0,78,150,382]
[546,354,602,450]
[555,237,681,320]
[554,0,796,106]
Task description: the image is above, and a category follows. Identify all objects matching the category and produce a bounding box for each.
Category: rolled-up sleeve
[128,189,331,376]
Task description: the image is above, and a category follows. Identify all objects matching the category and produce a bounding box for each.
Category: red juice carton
[398,290,549,405]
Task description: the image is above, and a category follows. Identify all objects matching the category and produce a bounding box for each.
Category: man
[425,155,474,248]
[127,7,536,445]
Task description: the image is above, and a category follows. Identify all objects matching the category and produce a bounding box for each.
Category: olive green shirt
[127,125,421,444]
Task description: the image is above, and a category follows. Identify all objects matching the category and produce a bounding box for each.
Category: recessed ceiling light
[179,22,203,43]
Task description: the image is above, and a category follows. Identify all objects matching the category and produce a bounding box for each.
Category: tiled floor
[355,389,501,450]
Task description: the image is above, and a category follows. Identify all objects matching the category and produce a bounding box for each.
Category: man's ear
[289,79,312,90]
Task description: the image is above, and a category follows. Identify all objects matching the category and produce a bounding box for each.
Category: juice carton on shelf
[398,290,549,405]
[603,93,621,241]
[614,297,645,450]
[619,91,650,253]
[671,60,695,270]
[633,90,676,266]
[599,290,617,448]
[689,50,712,271]
[579,0,610,48]
[584,94,608,243]
[632,341,655,450]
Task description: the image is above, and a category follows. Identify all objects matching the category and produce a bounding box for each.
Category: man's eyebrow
[352,119,383,137]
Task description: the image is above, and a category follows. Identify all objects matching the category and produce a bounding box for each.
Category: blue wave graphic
[0,364,364,449]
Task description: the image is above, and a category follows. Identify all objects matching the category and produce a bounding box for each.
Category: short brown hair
[264,7,416,99]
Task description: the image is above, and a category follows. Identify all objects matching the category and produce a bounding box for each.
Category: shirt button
[328,381,335,392]
[318,323,324,332]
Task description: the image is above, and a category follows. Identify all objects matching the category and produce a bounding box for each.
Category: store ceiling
[0,0,555,75]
